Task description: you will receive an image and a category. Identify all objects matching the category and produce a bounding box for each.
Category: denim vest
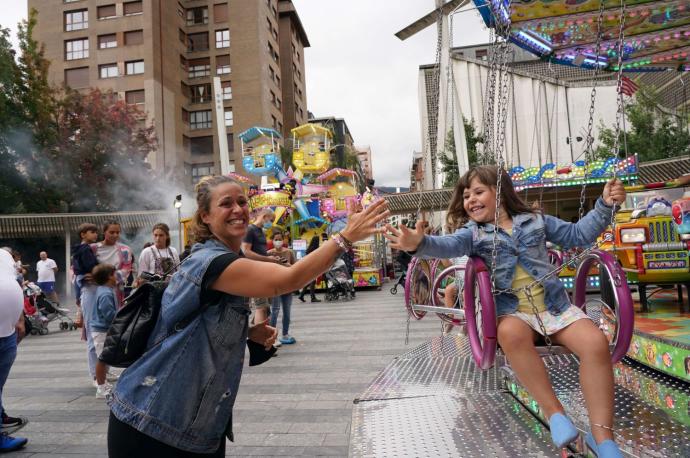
[416,197,615,316]
[109,238,250,454]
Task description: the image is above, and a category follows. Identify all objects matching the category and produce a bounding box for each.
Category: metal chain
[579,0,607,221]
[608,0,628,258]
[526,289,553,351]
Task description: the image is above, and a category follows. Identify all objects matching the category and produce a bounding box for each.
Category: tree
[595,85,690,162]
[51,89,161,211]
[0,26,29,212]
[438,118,484,187]
[0,9,167,213]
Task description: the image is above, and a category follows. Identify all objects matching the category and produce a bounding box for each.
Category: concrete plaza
[4,289,439,457]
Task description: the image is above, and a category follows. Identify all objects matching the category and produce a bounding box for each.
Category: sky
[2,0,490,188]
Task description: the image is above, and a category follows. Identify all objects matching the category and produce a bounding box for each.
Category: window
[101,91,119,105]
[190,110,212,129]
[65,9,88,31]
[187,32,209,52]
[276,98,281,109]
[99,63,118,79]
[125,89,145,106]
[97,4,116,20]
[214,3,228,23]
[98,34,117,49]
[267,42,278,62]
[64,0,81,3]
[192,163,215,183]
[65,38,88,60]
[269,66,275,82]
[125,60,144,75]
[227,133,234,151]
[221,81,232,100]
[190,83,212,104]
[224,109,233,127]
[186,7,208,26]
[188,58,210,78]
[124,1,143,16]
[190,137,213,155]
[216,55,230,75]
[125,30,143,45]
[215,29,229,48]
[64,67,89,88]
[271,115,277,129]
[270,90,276,105]
[475,49,488,60]
[178,29,186,45]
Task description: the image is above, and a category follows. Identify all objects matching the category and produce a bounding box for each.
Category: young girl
[268,231,297,345]
[384,165,626,458]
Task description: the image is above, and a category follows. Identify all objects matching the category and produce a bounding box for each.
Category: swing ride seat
[464,251,635,370]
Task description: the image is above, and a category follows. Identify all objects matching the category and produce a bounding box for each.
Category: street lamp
[174,195,183,252]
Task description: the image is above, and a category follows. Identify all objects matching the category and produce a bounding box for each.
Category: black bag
[99,279,168,368]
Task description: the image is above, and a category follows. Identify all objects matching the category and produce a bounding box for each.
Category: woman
[298,236,321,302]
[267,231,296,345]
[107,176,388,456]
[138,223,180,279]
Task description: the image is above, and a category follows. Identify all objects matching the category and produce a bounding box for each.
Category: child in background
[71,223,99,307]
[267,232,296,345]
[385,165,626,458]
[90,264,118,399]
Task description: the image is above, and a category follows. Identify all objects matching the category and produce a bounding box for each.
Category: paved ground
[4,288,440,457]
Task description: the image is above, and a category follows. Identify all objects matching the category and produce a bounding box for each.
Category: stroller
[324,258,355,302]
[23,282,76,335]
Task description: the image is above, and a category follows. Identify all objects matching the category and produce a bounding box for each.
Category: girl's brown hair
[446,165,534,230]
[191,175,241,243]
[152,223,171,247]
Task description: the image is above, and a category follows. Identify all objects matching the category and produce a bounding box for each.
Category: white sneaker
[91,379,98,388]
[96,383,112,399]
[273,339,282,348]
[106,371,120,382]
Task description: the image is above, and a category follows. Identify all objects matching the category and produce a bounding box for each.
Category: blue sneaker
[549,413,578,448]
[0,432,28,452]
[279,335,296,344]
[585,432,623,458]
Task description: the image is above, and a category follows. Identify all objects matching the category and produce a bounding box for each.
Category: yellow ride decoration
[291,123,332,175]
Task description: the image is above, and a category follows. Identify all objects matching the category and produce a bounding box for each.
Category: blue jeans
[0,332,18,418]
[270,294,292,336]
[81,285,98,378]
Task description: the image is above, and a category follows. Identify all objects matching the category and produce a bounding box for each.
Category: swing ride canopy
[238,127,282,143]
[474,0,690,72]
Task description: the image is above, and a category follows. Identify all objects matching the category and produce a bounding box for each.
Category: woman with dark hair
[107,175,388,457]
[138,223,180,279]
[298,235,321,302]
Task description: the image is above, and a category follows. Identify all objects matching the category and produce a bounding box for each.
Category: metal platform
[351,335,690,457]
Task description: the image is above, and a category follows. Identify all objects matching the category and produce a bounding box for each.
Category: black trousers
[299,280,316,299]
[107,412,225,458]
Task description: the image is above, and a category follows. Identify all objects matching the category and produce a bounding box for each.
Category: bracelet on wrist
[331,233,352,252]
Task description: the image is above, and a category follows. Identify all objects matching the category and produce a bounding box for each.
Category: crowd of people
[0,176,383,454]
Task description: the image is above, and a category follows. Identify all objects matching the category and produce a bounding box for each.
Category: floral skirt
[502,304,589,336]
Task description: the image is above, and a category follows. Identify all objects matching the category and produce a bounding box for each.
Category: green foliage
[594,85,690,162]
[0,9,164,213]
[438,118,484,188]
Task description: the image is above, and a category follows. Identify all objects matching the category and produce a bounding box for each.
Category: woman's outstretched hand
[248,319,278,350]
[340,199,390,243]
[603,178,626,206]
[382,221,427,252]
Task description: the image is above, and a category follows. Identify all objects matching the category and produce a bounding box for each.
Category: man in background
[36,251,59,303]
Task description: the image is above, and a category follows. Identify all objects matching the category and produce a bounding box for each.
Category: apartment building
[355,145,373,182]
[28,0,310,186]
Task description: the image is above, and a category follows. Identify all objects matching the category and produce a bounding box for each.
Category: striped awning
[0,210,175,239]
[638,157,690,185]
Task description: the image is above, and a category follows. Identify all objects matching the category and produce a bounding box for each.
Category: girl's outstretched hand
[383,220,426,252]
[341,199,390,243]
[603,178,626,206]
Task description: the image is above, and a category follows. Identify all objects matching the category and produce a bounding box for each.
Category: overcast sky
[3,1,489,187]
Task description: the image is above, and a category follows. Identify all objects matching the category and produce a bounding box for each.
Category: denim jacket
[415,197,615,316]
[109,238,250,453]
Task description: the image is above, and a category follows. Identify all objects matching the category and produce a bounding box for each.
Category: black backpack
[99,271,209,368]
